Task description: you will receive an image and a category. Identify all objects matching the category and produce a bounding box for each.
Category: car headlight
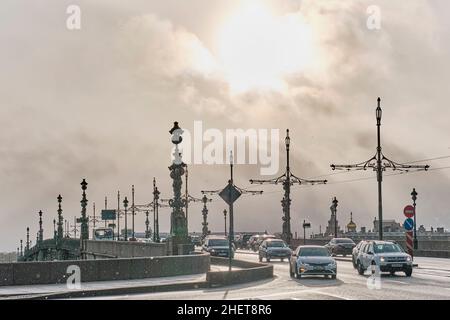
[406,256,412,262]
[380,257,385,262]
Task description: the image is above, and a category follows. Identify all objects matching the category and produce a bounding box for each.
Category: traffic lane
[235,252,450,300]
[88,252,450,300]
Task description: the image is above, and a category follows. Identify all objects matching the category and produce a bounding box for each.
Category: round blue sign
[403,218,414,231]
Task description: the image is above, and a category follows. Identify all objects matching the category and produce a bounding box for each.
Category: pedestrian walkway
[0,265,235,298]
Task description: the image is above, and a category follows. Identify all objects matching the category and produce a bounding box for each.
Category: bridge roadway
[90,250,450,300]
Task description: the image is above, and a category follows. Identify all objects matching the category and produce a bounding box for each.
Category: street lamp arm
[290,173,327,185]
[249,173,287,185]
[381,155,430,172]
[201,189,223,195]
[331,154,377,171]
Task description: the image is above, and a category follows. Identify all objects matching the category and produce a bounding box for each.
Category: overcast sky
[1,0,450,251]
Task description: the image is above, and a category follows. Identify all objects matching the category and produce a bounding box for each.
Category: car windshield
[299,247,329,257]
[373,243,403,253]
[267,241,286,248]
[335,239,354,244]
[208,239,228,246]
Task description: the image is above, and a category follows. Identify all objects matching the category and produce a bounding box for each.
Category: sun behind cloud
[216,0,315,93]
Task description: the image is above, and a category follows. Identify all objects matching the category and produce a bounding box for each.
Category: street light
[411,188,418,250]
[123,197,129,241]
[223,209,227,237]
[250,129,326,245]
[331,98,429,240]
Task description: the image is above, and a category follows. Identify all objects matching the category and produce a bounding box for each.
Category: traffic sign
[303,222,311,228]
[403,218,414,231]
[219,184,242,206]
[101,210,116,220]
[403,205,415,218]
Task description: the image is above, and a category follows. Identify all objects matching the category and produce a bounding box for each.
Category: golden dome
[347,212,357,230]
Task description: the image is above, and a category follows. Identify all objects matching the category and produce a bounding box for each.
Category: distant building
[373,218,402,233]
[346,212,357,233]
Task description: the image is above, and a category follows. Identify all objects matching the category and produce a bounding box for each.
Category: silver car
[289,245,337,279]
[355,241,413,277]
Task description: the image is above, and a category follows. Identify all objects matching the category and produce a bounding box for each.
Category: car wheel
[281,258,284,262]
[404,268,412,277]
[258,255,262,262]
[357,261,365,275]
[331,275,337,279]
[266,257,271,262]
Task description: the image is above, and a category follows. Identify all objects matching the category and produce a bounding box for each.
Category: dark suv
[325,238,356,257]
[201,237,234,258]
[258,239,291,262]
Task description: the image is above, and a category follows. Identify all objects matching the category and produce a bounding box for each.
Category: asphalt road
[90,251,450,300]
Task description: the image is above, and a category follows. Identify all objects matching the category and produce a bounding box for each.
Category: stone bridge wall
[0,253,210,286]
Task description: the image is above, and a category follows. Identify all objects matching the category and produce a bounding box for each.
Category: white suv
[356,241,413,277]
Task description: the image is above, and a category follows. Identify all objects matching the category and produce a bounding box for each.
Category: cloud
[1,0,450,251]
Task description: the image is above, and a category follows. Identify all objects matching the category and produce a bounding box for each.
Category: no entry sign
[403,205,415,218]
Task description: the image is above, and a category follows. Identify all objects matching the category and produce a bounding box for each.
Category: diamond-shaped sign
[219,184,242,206]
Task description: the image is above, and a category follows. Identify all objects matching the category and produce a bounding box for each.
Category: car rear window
[267,241,286,247]
[335,239,355,244]
[299,247,329,257]
[208,239,228,246]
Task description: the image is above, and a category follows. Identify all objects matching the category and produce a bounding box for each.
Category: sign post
[403,206,415,259]
[302,221,311,245]
[219,181,241,272]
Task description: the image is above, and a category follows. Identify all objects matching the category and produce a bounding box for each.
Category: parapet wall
[0,253,210,286]
[84,240,167,258]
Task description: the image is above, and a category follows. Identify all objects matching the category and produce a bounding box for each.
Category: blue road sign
[403,218,414,231]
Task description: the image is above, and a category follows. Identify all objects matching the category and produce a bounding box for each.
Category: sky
[1,0,450,251]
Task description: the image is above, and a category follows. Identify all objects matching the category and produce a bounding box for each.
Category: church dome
[347,212,357,231]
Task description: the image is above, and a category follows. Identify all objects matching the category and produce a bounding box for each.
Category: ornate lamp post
[331,98,429,240]
[411,188,418,250]
[117,190,121,240]
[123,197,129,241]
[168,121,190,254]
[153,178,161,243]
[201,195,211,239]
[250,129,327,245]
[26,227,30,252]
[80,179,89,241]
[145,210,151,239]
[38,210,43,245]
[57,195,64,241]
[20,239,23,257]
[53,219,56,239]
[131,185,136,241]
